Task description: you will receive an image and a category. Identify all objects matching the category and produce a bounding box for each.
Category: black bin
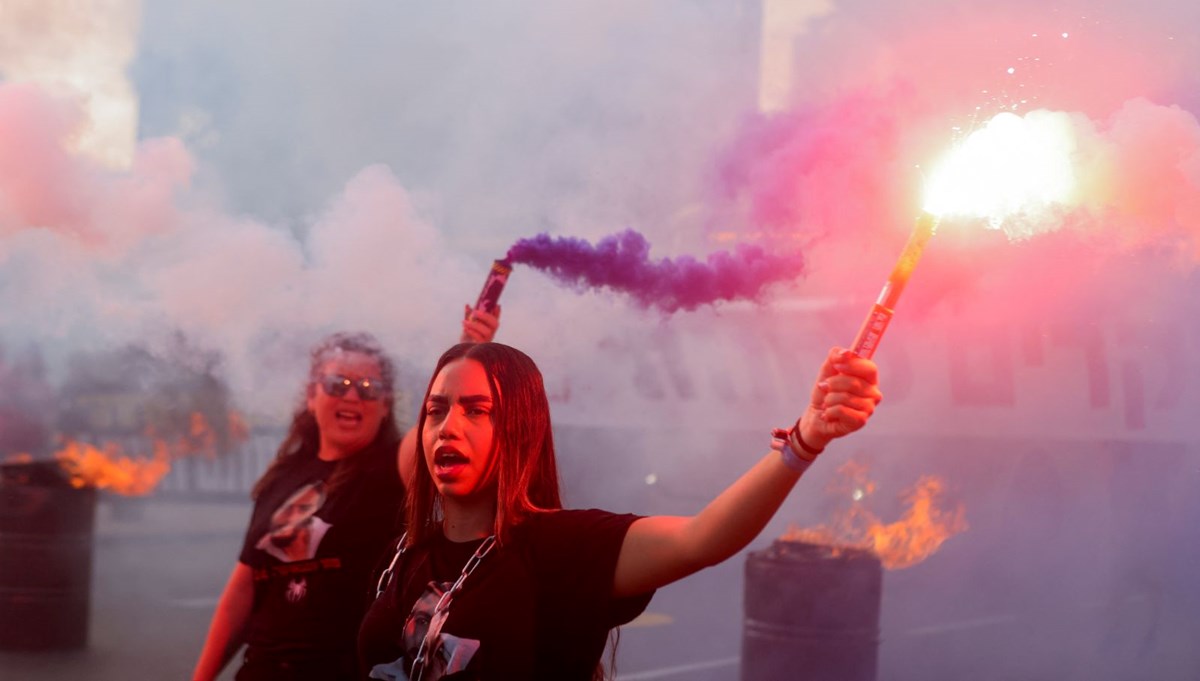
[742,539,882,681]
[0,460,97,650]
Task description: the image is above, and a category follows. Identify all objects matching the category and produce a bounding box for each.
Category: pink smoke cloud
[0,83,90,236]
[0,83,192,255]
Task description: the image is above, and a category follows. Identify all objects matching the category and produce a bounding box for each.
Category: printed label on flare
[852,306,893,358]
[474,259,512,314]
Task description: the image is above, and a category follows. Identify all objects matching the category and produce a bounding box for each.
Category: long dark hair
[405,342,561,547]
[252,331,402,499]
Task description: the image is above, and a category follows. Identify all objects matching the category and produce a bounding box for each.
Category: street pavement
[0,496,741,681]
[3,494,1197,681]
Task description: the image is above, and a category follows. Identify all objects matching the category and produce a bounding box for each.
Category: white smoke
[0,0,141,167]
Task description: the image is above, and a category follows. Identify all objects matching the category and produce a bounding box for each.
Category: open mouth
[335,410,363,426]
[433,448,469,478]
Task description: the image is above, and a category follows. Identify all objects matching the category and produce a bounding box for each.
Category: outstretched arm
[613,347,881,598]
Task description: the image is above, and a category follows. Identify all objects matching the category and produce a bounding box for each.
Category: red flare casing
[850,212,937,359]
[473,259,512,315]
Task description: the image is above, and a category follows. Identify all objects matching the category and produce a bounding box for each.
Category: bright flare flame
[924,110,1079,235]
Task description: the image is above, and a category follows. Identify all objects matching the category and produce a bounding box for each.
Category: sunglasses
[319,374,388,400]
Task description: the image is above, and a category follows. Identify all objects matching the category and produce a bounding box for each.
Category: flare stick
[473,259,512,315]
[850,212,938,358]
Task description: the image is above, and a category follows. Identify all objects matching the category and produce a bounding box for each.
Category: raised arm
[613,347,881,598]
[192,561,255,681]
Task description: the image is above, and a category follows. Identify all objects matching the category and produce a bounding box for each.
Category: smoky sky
[2,0,1199,434]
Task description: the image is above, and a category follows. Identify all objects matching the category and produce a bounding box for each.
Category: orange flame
[865,476,968,569]
[782,461,967,569]
[227,409,250,444]
[7,409,253,496]
[54,439,170,496]
[141,409,251,461]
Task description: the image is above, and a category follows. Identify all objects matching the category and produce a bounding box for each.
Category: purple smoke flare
[505,229,804,312]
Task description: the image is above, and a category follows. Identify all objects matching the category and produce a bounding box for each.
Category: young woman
[358,341,883,680]
[194,309,499,681]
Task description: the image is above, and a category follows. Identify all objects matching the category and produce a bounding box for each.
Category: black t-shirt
[357,509,654,681]
[238,445,404,670]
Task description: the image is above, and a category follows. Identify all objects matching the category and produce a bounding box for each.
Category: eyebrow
[426,394,493,405]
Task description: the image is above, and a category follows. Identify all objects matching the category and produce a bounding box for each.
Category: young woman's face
[422,358,497,501]
[307,350,389,459]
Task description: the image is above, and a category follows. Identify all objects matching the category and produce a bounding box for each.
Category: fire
[783,461,967,569]
[54,439,169,496]
[923,110,1080,237]
[6,409,252,496]
[864,476,968,569]
[144,409,251,460]
[228,409,251,443]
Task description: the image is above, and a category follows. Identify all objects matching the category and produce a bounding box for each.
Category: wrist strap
[770,427,818,474]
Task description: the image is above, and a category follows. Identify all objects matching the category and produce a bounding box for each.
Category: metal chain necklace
[376,532,497,681]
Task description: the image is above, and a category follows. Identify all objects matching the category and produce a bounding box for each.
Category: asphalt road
[0,497,742,681]
[2,495,1198,681]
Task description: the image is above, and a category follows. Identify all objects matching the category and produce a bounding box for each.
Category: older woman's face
[422,358,497,501]
[307,350,389,459]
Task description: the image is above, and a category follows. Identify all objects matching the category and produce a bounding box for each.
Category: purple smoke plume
[506,229,803,312]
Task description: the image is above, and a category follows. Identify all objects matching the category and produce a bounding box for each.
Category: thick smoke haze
[1,0,1199,679]
[0,82,480,415]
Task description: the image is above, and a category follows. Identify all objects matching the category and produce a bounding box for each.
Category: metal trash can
[742,539,882,681]
[0,460,97,650]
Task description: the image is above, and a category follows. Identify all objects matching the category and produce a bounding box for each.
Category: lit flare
[924,110,1079,233]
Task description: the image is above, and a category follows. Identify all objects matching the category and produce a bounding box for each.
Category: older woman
[194,308,499,681]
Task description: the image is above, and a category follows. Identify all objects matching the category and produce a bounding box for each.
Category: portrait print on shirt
[369,579,481,681]
[255,481,332,562]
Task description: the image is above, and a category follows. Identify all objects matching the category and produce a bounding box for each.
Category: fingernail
[817,380,830,391]
[833,363,850,373]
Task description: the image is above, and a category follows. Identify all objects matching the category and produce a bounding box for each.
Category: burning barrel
[0,459,97,650]
[742,539,883,681]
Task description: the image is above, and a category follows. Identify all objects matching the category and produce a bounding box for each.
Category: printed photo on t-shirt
[255,481,332,562]
[369,580,481,681]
